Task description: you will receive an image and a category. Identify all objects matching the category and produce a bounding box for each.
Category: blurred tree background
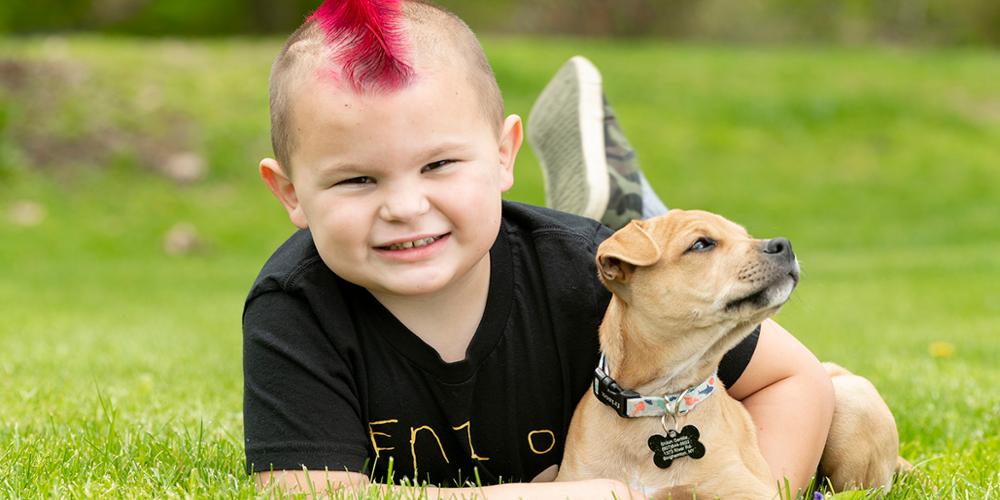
[2,0,999,45]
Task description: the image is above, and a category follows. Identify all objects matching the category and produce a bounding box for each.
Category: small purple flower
[813,492,824,500]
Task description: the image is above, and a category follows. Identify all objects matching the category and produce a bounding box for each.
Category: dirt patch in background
[0,58,202,183]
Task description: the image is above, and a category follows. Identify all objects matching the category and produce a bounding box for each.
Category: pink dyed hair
[308,0,415,92]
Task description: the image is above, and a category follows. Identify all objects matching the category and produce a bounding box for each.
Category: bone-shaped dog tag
[647,425,706,469]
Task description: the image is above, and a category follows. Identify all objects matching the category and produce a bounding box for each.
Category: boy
[244,0,834,496]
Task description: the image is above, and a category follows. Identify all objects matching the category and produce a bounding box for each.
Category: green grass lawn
[1,36,997,498]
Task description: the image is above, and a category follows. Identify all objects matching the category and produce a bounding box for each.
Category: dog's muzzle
[725,237,800,311]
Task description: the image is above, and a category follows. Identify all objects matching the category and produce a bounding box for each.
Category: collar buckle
[593,365,640,418]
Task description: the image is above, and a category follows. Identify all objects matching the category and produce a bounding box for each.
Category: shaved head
[267,1,504,172]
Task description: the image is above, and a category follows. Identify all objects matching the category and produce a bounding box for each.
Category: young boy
[244,0,834,496]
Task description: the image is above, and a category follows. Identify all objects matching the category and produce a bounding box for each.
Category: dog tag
[647,425,706,469]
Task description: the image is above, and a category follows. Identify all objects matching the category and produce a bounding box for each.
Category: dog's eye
[688,237,716,253]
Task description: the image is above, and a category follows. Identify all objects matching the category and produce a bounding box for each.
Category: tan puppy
[556,210,899,498]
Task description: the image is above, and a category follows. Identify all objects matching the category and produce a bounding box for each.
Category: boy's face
[261,65,521,298]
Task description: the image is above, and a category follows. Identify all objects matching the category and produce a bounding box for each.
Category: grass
[1,35,998,498]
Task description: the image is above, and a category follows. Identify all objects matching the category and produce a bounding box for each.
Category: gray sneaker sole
[528,56,609,219]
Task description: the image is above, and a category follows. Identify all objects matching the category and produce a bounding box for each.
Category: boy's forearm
[726,319,836,495]
[742,366,835,495]
[407,479,642,499]
[258,470,644,499]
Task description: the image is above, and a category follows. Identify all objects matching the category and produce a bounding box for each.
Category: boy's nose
[378,188,431,222]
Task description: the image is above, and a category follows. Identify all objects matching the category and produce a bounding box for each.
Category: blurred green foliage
[0,0,315,35]
[1,0,999,45]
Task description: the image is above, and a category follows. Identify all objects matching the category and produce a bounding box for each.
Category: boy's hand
[728,319,836,495]
[258,469,646,499]
[495,478,646,499]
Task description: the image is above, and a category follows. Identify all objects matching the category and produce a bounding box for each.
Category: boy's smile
[261,62,522,300]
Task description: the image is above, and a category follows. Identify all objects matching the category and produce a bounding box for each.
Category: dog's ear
[597,220,662,283]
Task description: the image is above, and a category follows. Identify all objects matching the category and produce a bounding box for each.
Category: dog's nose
[763,237,794,261]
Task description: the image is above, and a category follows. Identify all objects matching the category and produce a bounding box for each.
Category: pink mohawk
[308,0,415,92]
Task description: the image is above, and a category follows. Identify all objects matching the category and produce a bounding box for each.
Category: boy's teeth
[386,236,439,250]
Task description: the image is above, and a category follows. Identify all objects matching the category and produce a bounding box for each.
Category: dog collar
[593,354,718,418]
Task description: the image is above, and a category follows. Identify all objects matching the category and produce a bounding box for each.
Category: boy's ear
[497,114,523,192]
[259,158,308,229]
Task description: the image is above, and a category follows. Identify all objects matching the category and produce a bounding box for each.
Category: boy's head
[267,0,507,172]
[260,0,522,298]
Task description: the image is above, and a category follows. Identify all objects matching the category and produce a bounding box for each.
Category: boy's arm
[256,470,645,499]
[727,319,835,495]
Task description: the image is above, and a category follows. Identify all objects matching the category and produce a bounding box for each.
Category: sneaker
[528,56,658,229]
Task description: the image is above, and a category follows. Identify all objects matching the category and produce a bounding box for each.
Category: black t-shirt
[242,201,758,486]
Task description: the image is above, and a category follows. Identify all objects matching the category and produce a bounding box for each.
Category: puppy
[556,210,899,498]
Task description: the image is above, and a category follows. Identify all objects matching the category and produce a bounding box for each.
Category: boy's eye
[336,176,374,186]
[422,159,455,172]
[686,237,717,253]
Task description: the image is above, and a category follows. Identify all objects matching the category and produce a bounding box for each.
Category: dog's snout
[763,237,794,261]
